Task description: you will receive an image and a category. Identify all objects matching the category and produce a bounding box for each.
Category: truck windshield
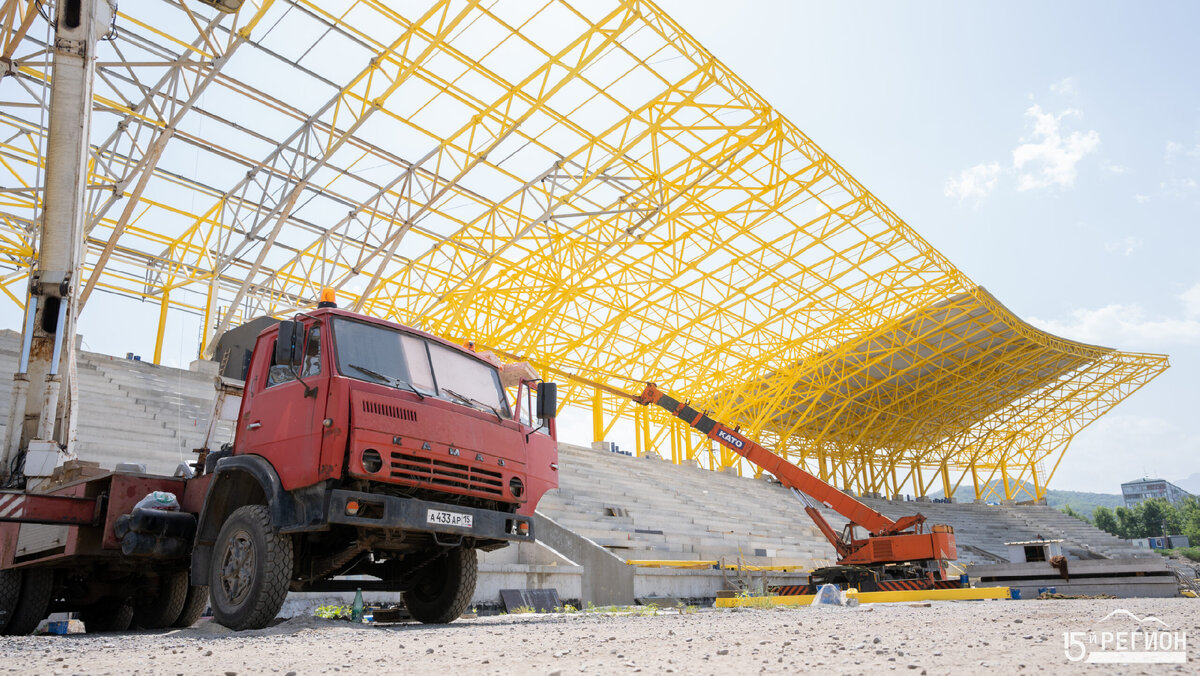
[331,317,509,417]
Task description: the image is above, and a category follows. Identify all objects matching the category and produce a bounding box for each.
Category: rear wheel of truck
[0,568,22,633]
[403,547,477,624]
[173,584,209,628]
[208,504,292,631]
[2,567,53,635]
[80,599,134,632]
[133,570,189,629]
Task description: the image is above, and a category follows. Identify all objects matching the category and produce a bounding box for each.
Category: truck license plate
[426,508,473,528]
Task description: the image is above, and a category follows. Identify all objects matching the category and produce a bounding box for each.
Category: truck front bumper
[325,489,533,543]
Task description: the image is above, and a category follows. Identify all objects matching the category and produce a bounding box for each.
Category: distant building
[1120,478,1192,507]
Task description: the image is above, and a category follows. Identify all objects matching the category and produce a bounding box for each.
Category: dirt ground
[1,598,1197,675]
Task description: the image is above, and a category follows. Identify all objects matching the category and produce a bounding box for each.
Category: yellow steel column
[592,387,604,443]
[634,407,644,457]
[670,421,680,464]
[941,462,952,501]
[913,463,925,498]
[641,406,651,456]
[1031,461,1042,501]
[1000,459,1012,501]
[153,287,170,365]
[971,463,982,501]
[199,277,216,358]
[891,466,899,499]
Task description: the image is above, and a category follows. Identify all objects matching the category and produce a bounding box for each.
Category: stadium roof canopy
[0,0,1167,500]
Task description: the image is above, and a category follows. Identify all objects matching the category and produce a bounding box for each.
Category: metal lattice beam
[0,0,1168,500]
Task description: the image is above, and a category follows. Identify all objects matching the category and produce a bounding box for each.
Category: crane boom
[631,383,955,569]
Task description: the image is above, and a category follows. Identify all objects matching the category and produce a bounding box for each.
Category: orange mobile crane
[632,383,960,593]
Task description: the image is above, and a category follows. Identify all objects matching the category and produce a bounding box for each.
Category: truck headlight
[361,448,383,473]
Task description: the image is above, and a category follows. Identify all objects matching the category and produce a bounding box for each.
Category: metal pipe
[3,376,29,474]
[17,294,37,374]
[48,299,69,376]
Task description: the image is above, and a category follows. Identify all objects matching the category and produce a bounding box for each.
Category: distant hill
[929,480,1123,519]
[1175,473,1200,495]
[1042,490,1125,518]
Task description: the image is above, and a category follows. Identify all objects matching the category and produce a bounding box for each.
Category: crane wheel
[2,567,53,635]
[208,504,293,631]
[80,599,135,632]
[133,570,189,629]
[403,547,477,624]
[173,584,210,628]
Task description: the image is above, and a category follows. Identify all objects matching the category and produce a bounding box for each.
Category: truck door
[238,321,328,490]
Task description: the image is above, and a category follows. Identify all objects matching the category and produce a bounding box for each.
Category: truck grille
[388,451,504,496]
[362,400,418,422]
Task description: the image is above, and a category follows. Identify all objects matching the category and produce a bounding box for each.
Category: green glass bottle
[351,587,364,623]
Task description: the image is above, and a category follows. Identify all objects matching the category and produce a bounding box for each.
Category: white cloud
[1103,235,1142,256]
[1101,160,1128,174]
[1054,414,1199,493]
[944,81,1103,206]
[1134,194,1150,203]
[1161,177,1197,197]
[1028,290,1200,348]
[1012,105,1101,191]
[1165,140,1200,160]
[1182,283,1200,319]
[943,162,1002,206]
[1050,76,1078,98]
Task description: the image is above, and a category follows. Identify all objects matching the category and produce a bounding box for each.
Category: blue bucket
[1010,588,1021,600]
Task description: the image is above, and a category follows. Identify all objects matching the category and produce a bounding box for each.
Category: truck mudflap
[326,490,533,543]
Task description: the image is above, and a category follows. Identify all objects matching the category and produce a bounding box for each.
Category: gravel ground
[2,598,1197,675]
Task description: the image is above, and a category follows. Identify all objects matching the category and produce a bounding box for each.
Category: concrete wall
[534,511,634,606]
[971,557,1179,599]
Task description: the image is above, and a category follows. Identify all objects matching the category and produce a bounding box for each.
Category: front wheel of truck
[403,547,477,624]
[208,505,293,631]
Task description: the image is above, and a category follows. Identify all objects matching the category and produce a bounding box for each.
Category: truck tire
[173,584,209,628]
[80,600,134,632]
[2,567,53,635]
[133,570,189,629]
[208,504,292,630]
[403,547,476,624]
[0,569,21,633]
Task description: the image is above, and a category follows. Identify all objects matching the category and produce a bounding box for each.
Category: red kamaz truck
[0,303,560,633]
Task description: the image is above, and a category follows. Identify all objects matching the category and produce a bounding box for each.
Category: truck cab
[195,306,559,628]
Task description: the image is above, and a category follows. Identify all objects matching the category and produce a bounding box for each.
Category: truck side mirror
[535,382,557,419]
[275,320,301,368]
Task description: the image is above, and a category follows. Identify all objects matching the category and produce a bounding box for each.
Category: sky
[649,0,1200,493]
[4,0,1197,495]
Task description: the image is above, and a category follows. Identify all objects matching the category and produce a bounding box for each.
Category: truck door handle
[247,422,262,430]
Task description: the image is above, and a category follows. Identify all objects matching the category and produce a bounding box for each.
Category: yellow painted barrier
[714,586,1011,608]
[624,560,719,569]
[624,560,809,572]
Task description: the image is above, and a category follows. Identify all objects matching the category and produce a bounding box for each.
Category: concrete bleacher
[0,329,230,476]
[541,442,1157,572]
[0,333,1158,605]
[539,443,834,570]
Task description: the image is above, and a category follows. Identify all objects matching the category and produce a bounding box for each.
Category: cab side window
[301,325,321,377]
[266,323,321,388]
[266,341,296,388]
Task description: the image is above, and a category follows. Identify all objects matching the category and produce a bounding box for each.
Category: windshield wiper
[443,387,503,422]
[348,363,425,400]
